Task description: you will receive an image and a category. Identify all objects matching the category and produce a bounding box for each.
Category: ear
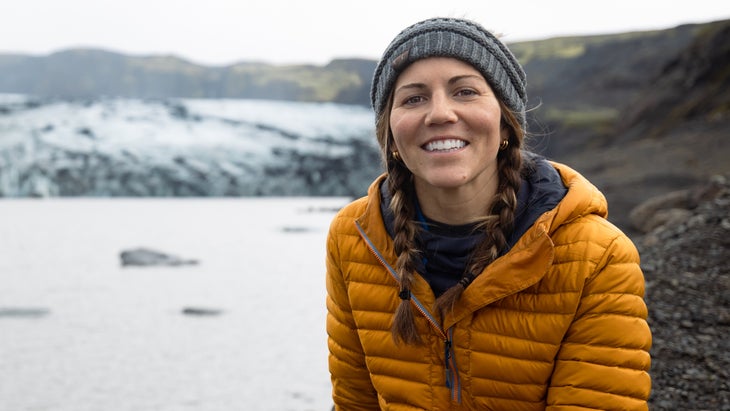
[500,122,510,142]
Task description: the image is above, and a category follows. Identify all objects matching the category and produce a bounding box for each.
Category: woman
[326,17,651,410]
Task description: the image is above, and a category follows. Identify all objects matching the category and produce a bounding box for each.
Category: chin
[418,175,471,190]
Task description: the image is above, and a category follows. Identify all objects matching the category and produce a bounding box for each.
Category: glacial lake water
[0,197,350,411]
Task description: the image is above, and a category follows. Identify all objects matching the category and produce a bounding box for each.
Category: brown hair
[376,94,524,344]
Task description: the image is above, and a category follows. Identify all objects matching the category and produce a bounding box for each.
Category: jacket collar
[355,174,556,329]
[445,223,554,329]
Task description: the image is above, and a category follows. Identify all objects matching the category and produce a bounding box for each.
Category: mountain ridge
[0,20,725,104]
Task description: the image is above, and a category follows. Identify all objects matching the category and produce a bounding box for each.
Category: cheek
[389,114,413,150]
[475,111,506,143]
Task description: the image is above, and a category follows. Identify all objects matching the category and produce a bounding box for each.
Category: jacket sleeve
[326,218,380,410]
[547,230,652,410]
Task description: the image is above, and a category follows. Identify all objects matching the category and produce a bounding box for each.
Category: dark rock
[181,307,222,316]
[281,226,313,233]
[0,307,50,318]
[120,247,199,267]
[633,174,730,409]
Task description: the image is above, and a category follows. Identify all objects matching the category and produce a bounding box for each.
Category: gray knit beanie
[371,17,527,130]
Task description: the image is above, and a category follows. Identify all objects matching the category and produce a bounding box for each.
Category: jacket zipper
[355,221,461,403]
[444,328,461,402]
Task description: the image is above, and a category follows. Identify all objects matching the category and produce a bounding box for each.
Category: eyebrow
[394,74,485,94]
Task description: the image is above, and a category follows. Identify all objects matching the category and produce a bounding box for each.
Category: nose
[425,92,458,126]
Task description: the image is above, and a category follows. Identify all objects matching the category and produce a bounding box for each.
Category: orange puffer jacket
[326,162,652,410]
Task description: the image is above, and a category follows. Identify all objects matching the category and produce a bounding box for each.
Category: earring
[392,151,401,161]
[499,139,509,150]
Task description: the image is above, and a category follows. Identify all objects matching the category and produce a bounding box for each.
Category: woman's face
[389,57,507,194]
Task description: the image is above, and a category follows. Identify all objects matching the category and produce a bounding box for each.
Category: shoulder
[550,213,642,297]
[541,161,639,275]
[329,175,386,235]
[330,196,368,233]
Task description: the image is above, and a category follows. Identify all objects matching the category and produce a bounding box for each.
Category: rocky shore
[631,175,730,410]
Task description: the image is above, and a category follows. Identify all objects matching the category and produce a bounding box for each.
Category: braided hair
[376,95,524,345]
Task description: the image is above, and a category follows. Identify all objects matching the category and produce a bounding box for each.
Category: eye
[402,95,426,105]
[455,88,478,97]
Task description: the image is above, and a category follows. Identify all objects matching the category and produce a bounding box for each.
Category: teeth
[424,139,466,152]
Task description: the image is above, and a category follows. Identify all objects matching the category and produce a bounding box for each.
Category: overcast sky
[2,0,729,66]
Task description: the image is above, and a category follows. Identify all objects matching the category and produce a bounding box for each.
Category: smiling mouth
[423,139,467,152]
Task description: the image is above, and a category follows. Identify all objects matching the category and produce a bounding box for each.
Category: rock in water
[120,247,199,267]
[0,307,50,318]
[181,307,223,316]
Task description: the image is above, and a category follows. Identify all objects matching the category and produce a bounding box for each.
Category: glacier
[0,94,381,197]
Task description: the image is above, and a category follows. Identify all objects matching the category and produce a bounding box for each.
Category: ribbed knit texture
[371,17,528,130]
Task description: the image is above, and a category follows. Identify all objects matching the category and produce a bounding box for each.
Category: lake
[0,197,349,411]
